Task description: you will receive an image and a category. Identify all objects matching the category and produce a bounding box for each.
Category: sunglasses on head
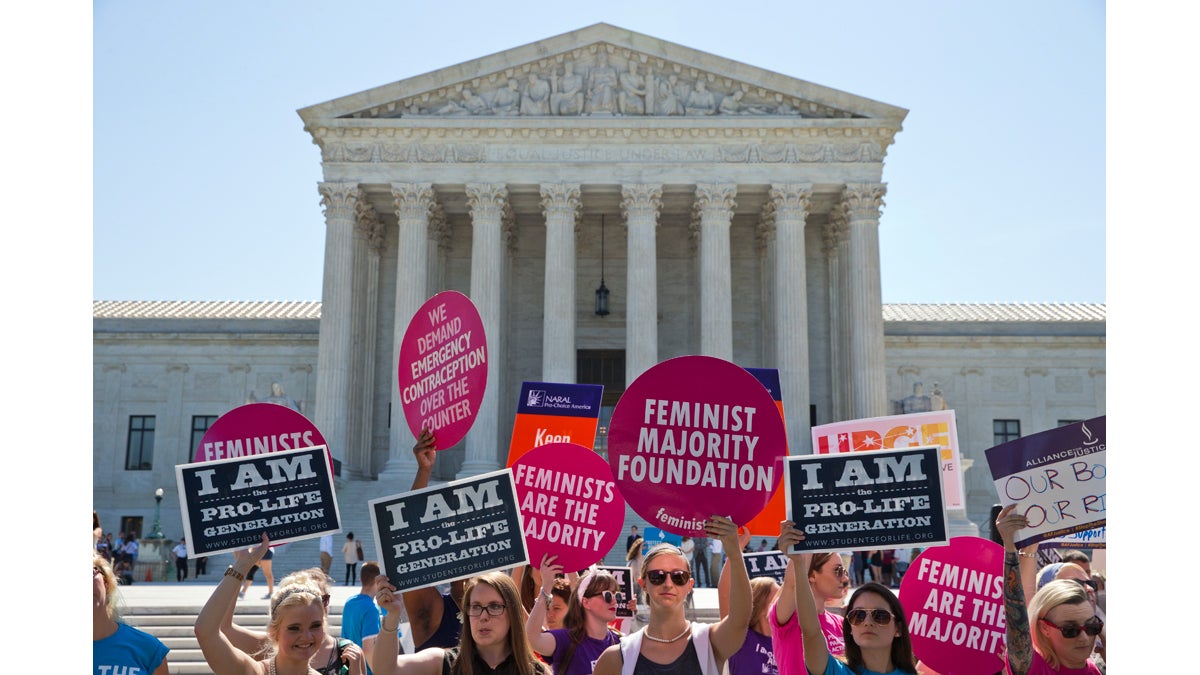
[645,569,691,586]
[846,608,895,626]
[1040,616,1103,638]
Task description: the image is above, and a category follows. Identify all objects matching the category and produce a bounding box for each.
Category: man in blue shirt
[341,560,388,673]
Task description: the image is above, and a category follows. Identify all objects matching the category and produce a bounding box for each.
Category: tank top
[633,640,702,675]
[417,594,463,651]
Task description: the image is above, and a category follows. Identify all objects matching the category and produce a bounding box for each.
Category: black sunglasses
[846,608,895,626]
[1070,578,1099,592]
[646,569,691,586]
[1040,616,1103,638]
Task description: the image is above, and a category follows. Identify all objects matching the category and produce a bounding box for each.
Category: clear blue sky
[92,0,1106,304]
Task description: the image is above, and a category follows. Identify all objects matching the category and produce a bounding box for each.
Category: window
[993,419,1020,445]
[577,350,626,457]
[125,415,156,470]
[190,415,219,456]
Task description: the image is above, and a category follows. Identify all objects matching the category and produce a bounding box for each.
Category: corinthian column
[770,183,813,452]
[459,183,508,478]
[822,207,851,422]
[540,183,581,383]
[346,199,384,480]
[841,183,888,419]
[693,184,737,360]
[378,183,436,485]
[621,184,662,384]
[315,182,361,477]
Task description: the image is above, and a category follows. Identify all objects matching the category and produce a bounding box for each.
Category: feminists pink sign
[898,537,1006,675]
[194,402,328,469]
[511,442,625,572]
[606,355,788,536]
[397,291,488,449]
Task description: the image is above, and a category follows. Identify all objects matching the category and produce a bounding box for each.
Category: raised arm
[525,554,563,656]
[411,428,437,491]
[717,527,752,620]
[707,516,751,662]
[372,578,446,675]
[195,533,269,675]
[779,520,827,675]
[771,557,798,625]
[220,585,269,656]
[996,505,1034,675]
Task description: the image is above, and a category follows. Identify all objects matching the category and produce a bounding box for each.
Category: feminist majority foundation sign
[176,445,341,556]
[984,416,1105,549]
[899,537,1006,675]
[784,446,948,553]
[607,355,788,536]
[368,469,526,592]
[812,410,966,510]
[511,442,625,572]
[194,402,330,469]
[506,382,604,466]
[398,291,488,449]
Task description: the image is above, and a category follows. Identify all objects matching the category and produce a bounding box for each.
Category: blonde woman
[593,515,749,675]
[94,553,170,675]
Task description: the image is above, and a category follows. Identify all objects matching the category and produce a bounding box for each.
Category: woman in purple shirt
[527,555,627,674]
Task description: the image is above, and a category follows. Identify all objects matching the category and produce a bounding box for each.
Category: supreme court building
[93,25,1105,553]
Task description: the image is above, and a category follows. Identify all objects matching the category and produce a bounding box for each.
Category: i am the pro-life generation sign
[784,446,948,553]
[368,469,527,592]
[397,290,488,449]
[742,551,789,585]
[176,445,341,556]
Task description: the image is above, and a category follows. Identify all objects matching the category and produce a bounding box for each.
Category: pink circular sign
[194,402,330,470]
[512,442,626,573]
[397,291,488,449]
[898,537,1007,675]
[607,355,787,536]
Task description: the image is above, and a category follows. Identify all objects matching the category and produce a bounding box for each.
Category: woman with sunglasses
[779,521,918,675]
[218,561,364,675]
[371,571,549,675]
[526,554,631,674]
[995,505,1103,675]
[593,515,749,675]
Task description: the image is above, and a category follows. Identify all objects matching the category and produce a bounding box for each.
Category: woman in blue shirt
[93,553,170,675]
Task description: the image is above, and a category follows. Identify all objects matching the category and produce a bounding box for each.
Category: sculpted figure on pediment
[684,80,717,115]
[436,88,488,115]
[655,74,683,116]
[520,71,551,115]
[718,89,773,115]
[492,79,520,115]
[549,60,584,116]
[585,50,618,115]
[618,59,648,115]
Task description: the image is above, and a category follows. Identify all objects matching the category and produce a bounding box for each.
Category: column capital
[756,201,776,249]
[318,182,362,222]
[841,182,888,222]
[768,183,814,216]
[822,204,849,256]
[539,183,582,219]
[465,183,509,222]
[428,202,452,253]
[620,184,663,225]
[390,183,437,220]
[355,198,386,253]
[693,183,738,218]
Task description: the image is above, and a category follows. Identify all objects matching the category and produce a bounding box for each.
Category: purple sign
[397,291,488,449]
[607,355,788,536]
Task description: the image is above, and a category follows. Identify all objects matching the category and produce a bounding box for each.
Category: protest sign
[368,469,526,592]
[984,416,1105,549]
[506,382,604,466]
[176,445,340,557]
[899,537,1006,675]
[743,551,789,585]
[742,368,790,537]
[397,290,488,449]
[784,446,948,553]
[812,410,966,511]
[193,402,329,470]
[607,355,788,536]
[641,526,682,555]
[511,442,625,572]
[1044,525,1105,550]
[597,565,635,618]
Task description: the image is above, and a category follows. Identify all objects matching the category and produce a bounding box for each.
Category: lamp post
[149,487,164,539]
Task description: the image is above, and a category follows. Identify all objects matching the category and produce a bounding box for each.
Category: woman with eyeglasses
[526,554,632,674]
[217,559,364,675]
[995,505,1103,675]
[592,515,749,675]
[371,571,549,675]
[779,521,918,675]
[196,533,365,675]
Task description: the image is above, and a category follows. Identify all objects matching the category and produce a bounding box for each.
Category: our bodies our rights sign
[607,355,788,536]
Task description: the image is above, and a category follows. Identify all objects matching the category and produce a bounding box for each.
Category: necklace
[643,621,691,644]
